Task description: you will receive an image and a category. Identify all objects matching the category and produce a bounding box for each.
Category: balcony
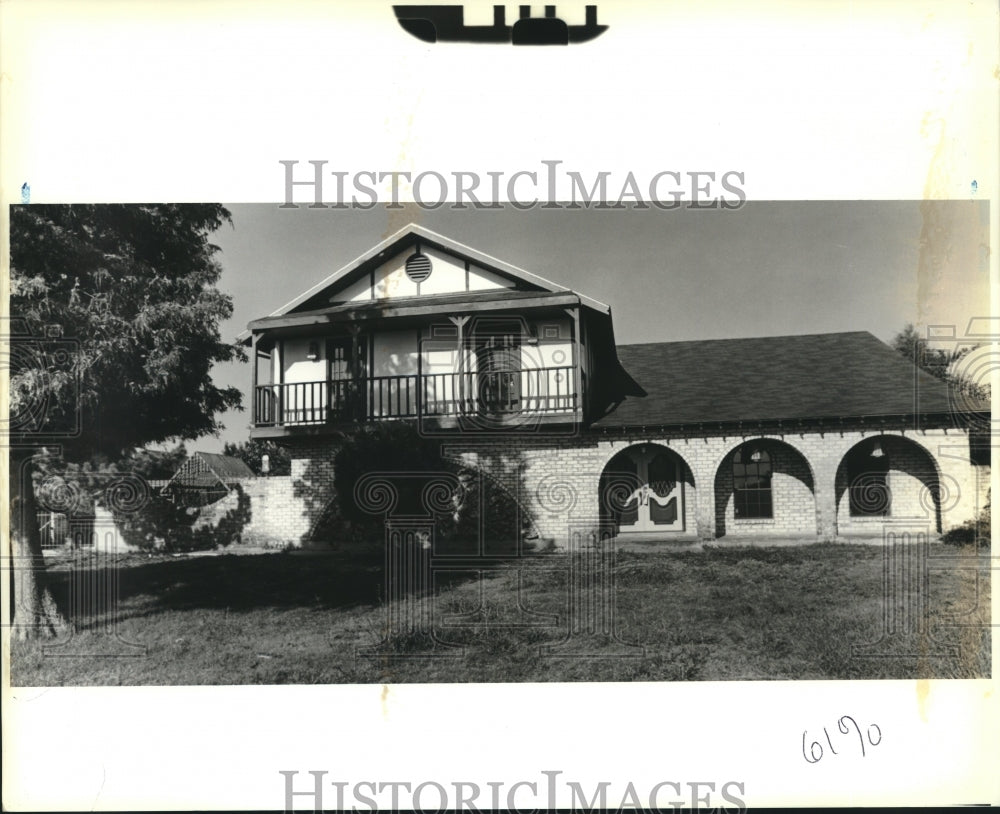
[253,366,578,429]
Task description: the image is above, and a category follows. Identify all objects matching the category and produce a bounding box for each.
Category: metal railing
[254,367,577,427]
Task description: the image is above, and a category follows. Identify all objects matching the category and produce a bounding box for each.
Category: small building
[162,452,255,506]
[237,224,990,548]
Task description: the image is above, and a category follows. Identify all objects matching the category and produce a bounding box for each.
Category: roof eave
[592,409,978,432]
[247,290,585,332]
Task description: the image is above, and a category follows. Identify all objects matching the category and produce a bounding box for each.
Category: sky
[198,200,990,453]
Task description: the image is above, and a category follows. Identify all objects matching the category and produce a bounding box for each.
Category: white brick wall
[445,424,985,547]
[244,423,987,549]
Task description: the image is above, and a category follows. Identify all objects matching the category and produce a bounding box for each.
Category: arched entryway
[835,435,942,534]
[600,444,695,536]
[714,438,817,538]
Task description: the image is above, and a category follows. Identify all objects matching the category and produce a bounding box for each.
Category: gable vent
[405,252,433,283]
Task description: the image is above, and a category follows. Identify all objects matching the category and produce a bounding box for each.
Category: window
[847,440,891,517]
[733,445,772,519]
[328,340,351,381]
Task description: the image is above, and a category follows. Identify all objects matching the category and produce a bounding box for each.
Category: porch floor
[609,532,940,551]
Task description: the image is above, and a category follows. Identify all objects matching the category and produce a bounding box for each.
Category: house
[239,224,990,548]
[162,452,255,506]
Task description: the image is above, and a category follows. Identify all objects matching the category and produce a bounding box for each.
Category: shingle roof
[594,331,981,429]
[166,452,255,490]
[196,453,255,481]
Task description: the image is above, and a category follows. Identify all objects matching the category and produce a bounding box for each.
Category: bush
[117,484,251,552]
[942,490,990,548]
[323,422,535,555]
[441,465,532,555]
[333,422,453,521]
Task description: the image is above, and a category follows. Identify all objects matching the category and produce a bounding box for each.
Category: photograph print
[7,200,992,685]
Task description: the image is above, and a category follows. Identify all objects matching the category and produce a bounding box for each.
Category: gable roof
[164,452,255,490]
[239,223,610,342]
[595,331,981,429]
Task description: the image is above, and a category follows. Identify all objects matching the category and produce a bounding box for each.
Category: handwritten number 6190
[803,716,882,763]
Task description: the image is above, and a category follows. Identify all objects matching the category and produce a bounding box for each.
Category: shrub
[324,422,535,555]
[942,490,990,548]
[440,465,534,555]
[222,439,291,476]
[116,484,251,552]
[334,422,453,521]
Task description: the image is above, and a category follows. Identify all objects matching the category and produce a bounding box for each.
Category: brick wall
[443,424,985,547]
[713,439,817,538]
[835,435,938,535]
[235,477,310,546]
[236,423,985,549]
[214,442,343,547]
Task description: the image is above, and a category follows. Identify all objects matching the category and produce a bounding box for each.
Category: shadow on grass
[42,541,535,633]
[44,551,400,623]
[43,541,876,627]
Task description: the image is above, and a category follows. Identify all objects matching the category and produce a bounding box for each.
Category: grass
[9,541,991,685]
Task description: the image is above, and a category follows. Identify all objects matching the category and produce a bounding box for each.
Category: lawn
[9,541,991,685]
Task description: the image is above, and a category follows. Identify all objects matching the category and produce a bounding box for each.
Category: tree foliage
[891,323,988,400]
[325,422,534,554]
[222,438,291,476]
[8,204,243,637]
[33,443,188,519]
[10,204,244,459]
[116,484,252,552]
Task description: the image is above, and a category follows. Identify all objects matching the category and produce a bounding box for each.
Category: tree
[8,204,243,638]
[327,422,533,555]
[222,439,291,476]
[891,323,988,400]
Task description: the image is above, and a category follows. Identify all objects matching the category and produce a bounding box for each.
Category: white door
[616,447,684,532]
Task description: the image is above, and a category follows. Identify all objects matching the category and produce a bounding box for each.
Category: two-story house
[239,224,990,549]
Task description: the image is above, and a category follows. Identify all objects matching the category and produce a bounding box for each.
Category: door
[475,333,521,415]
[327,336,365,418]
[615,447,684,532]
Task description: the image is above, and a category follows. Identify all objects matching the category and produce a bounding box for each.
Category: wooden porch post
[348,324,363,421]
[449,315,470,415]
[566,307,583,421]
[251,332,259,426]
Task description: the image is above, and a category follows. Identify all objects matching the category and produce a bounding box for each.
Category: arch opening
[599,444,695,538]
[835,435,942,534]
[713,438,817,539]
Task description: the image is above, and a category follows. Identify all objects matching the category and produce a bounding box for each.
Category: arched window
[733,445,772,519]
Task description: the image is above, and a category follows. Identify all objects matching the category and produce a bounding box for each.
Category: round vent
[405,252,432,283]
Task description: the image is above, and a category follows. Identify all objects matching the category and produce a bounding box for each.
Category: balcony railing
[254,367,577,427]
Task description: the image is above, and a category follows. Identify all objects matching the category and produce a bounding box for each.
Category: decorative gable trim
[238,223,610,342]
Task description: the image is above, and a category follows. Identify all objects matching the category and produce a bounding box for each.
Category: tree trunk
[9,449,67,639]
